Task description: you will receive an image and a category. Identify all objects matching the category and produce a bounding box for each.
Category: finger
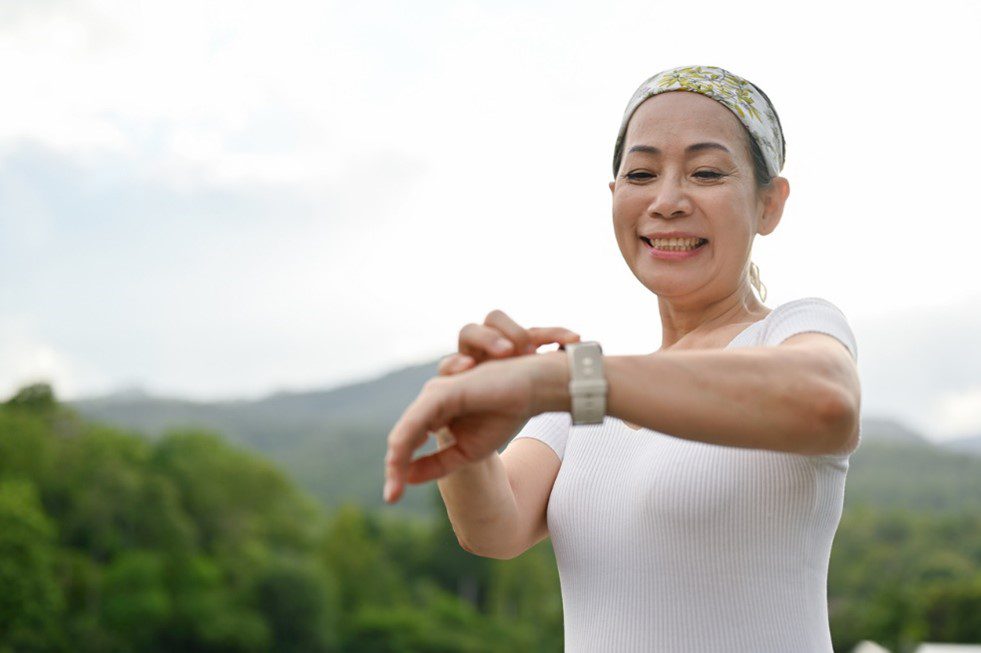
[458,322,517,362]
[384,382,459,502]
[437,353,456,375]
[523,327,582,354]
[451,355,475,373]
[404,441,473,485]
[482,309,532,356]
[437,353,474,376]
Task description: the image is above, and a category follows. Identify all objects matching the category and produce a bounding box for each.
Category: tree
[0,479,65,652]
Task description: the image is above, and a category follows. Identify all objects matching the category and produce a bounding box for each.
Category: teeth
[649,237,705,250]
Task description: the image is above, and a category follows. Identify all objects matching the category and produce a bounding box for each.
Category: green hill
[71,357,981,520]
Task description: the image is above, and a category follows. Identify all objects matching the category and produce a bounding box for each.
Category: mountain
[939,433,981,456]
[70,357,981,517]
[71,357,447,517]
[857,417,931,446]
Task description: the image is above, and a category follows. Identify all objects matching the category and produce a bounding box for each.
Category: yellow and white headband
[612,65,786,180]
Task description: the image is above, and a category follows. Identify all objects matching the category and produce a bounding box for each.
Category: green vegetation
[4,383,980,652]
[0,384,561,652]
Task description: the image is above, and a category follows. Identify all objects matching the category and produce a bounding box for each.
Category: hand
[437,309,581,376]
[383,356,540,504]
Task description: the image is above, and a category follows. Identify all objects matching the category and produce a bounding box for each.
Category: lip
[641,236,708,260]
[641,231,707,240]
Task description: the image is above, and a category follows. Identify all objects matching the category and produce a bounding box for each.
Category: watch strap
[565,341,607,425]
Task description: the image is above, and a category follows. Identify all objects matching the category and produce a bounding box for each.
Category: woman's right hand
[437,309,582,377]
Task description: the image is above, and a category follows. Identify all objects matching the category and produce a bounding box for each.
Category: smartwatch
[563,341,608,425]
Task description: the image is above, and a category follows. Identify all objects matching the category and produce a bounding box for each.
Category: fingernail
[492,339,513,353]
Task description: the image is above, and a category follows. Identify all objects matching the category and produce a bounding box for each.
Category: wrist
[527,350,572,415]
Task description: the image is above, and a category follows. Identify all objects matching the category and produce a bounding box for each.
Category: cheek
[703,192,757,235]
[611,189,647,227]
[610,195,634,228]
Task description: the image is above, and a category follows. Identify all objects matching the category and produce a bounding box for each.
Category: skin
[610,90,790,353]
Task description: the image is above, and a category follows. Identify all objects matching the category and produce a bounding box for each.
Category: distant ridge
[940,432,981,456]
[859,417,930,446]
[68,356,981,516]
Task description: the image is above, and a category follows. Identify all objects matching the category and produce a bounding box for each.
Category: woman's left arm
[531,333,861,456]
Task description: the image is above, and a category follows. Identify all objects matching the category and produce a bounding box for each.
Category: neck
[657,284,767,351]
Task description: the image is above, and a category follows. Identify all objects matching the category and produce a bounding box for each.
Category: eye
[625,172,654,181]
[694,170,724,180]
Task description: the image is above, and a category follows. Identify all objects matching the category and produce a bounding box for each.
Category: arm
[530,334,860,456]
[433,429,558,560]
[432,429,519,559]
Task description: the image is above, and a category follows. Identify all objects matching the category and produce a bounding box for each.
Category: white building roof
[852,641,891,653]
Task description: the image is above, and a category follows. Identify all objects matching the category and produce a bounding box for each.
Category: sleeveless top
[510,297,860,652]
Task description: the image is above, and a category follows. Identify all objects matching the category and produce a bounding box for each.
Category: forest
[1,382,979,652]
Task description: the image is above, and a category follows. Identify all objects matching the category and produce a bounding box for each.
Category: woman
[383,65,862,652]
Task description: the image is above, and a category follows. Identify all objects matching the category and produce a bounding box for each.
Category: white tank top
[511,297,860,652]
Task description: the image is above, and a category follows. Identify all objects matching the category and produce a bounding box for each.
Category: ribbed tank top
[511,297,860,652]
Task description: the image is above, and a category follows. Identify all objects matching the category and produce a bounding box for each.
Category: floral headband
[612,65,786,180]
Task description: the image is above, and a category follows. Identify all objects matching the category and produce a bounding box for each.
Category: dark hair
[744,124,773,190]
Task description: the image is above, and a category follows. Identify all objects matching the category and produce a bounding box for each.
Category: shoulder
[762,296,858,361]
[510,411,572,461]
[769,296,849,318]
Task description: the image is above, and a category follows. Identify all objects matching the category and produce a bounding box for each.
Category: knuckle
[458,323,480,348]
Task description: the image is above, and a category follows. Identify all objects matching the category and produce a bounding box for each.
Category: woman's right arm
[430,310,577,559]
[434,428,560,559]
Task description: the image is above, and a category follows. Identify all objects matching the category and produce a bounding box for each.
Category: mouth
[640,236,709,252]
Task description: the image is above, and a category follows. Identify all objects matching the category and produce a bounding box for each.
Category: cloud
[934,386,981,439]
[0,139,421,399]
[0,315,100,399]
[856,294,981,442]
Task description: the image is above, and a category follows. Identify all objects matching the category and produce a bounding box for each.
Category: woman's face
[610,90,784,306]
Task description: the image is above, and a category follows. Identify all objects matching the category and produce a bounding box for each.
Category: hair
[744,126,771,303]
[743,79,784,304]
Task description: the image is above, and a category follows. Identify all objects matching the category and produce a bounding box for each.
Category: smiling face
[610,90,788,308]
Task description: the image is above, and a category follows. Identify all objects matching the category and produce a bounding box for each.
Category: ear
[609,180,616,195]
[757,176,790,236]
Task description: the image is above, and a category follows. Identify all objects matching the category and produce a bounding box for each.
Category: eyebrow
[627,142,732,156]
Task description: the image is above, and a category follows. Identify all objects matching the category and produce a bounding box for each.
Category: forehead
[623,90,745,151]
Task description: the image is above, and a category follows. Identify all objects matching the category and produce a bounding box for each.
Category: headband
[612,65,786,180]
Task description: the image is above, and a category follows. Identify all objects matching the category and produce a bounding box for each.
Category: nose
[645,176,693,219]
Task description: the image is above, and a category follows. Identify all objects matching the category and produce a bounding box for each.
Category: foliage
[3,383,980,652]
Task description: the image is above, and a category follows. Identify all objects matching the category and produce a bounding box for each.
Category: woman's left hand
[383,356,542,504]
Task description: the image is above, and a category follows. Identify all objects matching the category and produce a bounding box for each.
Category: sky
[1,0,979,443]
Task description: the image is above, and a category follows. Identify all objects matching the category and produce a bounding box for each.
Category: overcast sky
[1,0,979,443]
